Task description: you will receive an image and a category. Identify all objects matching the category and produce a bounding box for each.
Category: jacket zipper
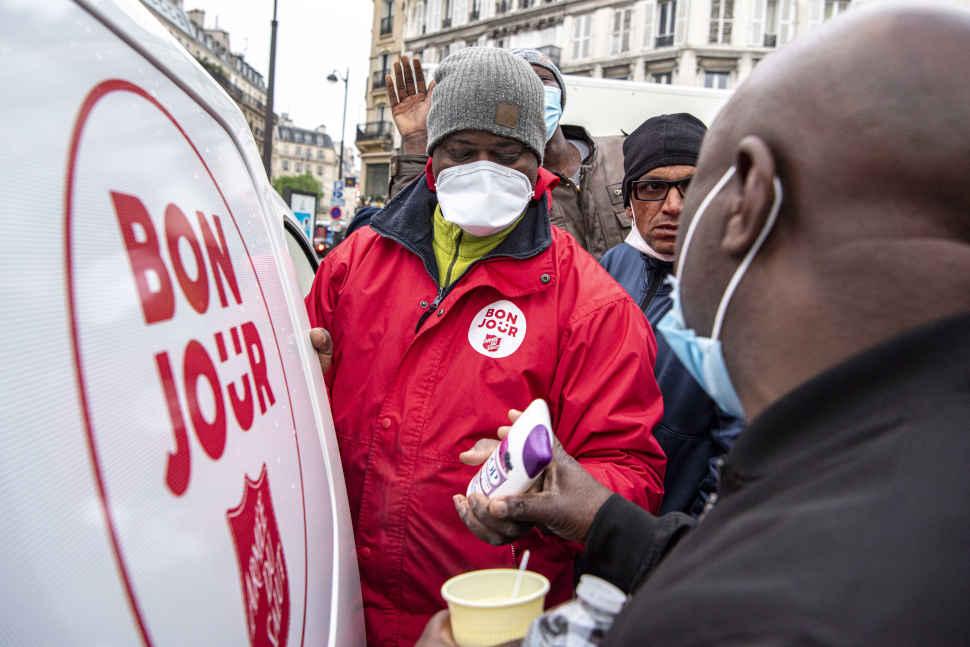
[415,231,463,333]
[639,268,664,313]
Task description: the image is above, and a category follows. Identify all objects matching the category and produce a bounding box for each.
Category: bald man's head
[672,4,970,419]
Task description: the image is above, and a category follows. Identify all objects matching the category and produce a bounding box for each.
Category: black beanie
[622,113,707,206]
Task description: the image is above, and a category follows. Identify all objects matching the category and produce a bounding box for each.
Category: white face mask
[624,203,676,262]
[436,160,533,237]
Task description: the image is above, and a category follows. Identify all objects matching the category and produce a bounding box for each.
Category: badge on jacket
[468,300,527,359]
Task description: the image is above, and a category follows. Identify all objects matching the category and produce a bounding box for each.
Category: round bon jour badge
[467,299,527,359]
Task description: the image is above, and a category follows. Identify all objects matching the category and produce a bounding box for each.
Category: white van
[0,1,364,644]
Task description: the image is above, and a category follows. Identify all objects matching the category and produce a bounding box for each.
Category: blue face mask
[543,86,563,142]
[657,166,784,419]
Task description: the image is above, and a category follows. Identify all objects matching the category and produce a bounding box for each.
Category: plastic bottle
[467,399,554,498]
[522,575,628,646]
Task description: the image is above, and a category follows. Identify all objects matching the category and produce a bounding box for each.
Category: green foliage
[273,173,323,199]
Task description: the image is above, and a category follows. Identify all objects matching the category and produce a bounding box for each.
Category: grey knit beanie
[511,48,567,108]
[427,47,545,163]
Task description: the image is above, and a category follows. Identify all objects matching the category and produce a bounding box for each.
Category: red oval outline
[64,78,309,647]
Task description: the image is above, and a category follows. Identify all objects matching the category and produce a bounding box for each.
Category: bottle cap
[576,575,627,615]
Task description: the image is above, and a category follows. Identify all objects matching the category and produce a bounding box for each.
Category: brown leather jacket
[387,124,630,259]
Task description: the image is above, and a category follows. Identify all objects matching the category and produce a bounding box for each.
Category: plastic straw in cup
[511,549,531,599]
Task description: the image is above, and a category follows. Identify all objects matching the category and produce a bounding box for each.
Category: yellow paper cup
[441,568,551,647]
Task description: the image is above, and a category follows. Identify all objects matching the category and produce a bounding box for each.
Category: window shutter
[643,0,655,48]
[675,0,688,45]
[750,0,766,46]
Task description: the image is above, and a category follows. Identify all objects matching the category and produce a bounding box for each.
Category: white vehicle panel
[0,1,362,645]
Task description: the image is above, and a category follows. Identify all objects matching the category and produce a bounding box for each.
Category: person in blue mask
[421,4,970,645]
[385,51,629,259]
[600,114,744,516]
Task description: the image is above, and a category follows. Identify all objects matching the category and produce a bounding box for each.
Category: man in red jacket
[305,47,665,647]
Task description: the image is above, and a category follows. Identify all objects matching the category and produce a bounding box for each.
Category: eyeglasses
[631,177,692,202]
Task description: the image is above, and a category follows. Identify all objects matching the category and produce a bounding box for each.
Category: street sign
[330,206,343,219]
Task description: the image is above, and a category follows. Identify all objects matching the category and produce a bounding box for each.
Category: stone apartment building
[141,0,342,196]
[140,0,268,142]
[401,0,867,87]
[363,0,969,199]
[271,115,340,204]
[358,0,405,202]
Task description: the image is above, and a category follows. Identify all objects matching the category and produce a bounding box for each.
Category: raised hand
[387,55,434,154]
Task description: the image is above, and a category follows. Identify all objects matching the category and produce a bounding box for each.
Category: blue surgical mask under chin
[543,86,563,142]
[656,166,784,420]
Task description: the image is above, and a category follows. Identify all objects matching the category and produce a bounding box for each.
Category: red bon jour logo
[65,80,308,645]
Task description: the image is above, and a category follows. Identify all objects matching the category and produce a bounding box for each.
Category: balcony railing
[655,34,674,48]
[442,17,452,29]
[356,121,394,143]
[763,33,777,47]
[469,10,480,20]
[372,70,388,89]
[380,16,393,35]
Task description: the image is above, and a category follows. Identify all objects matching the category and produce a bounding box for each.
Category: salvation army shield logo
[227,465,290,647]
[468,300,527,359]
[482,334,502,353]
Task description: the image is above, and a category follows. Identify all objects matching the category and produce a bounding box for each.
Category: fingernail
[491,500,508,518]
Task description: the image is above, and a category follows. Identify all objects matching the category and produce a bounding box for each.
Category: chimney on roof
[186,9,205,29]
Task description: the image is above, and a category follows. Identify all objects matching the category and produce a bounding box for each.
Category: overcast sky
[187,0,372,158]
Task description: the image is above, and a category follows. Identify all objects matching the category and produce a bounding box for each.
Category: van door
[0,1,362,645]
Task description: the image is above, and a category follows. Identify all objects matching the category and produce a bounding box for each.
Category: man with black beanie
[600,113,744,516]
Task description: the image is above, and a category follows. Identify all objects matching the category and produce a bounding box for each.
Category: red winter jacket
[305,176,666,646]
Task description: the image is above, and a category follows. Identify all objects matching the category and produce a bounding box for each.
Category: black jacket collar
[726,312,970,486]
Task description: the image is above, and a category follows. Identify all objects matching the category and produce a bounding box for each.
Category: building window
[365,163,390,199]
[704,70,730,89]
[317,165,324,175]
[282,160,290,171]
[519,0,534,8]
[296,162,304,172]
[380,0,394,35]
[764,0,779,47]
[603,64,630,80]
[651,71,672,84]
[470,0,482,20]
[442,0,453,27]
[825,0,850,19]
[610,8,632,55]
[656,0,676,48]
[571,13,592,60]
[709,0,734,44]
[495,0,510,14]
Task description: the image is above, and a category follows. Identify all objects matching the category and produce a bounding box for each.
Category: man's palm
[387,56,434,139]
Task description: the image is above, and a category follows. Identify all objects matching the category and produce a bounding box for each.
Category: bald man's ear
[722,136,776,256]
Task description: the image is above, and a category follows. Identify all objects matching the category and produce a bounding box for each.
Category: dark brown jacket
[387,125,629,259]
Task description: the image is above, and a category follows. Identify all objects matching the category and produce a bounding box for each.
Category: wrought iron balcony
[372,70,388,89]
[655,34,674,48]
[356,121,394,143]
[380,16,393,35]
[763,33,778,47]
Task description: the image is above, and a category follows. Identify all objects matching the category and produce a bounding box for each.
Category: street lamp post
[327,68,349,180]
[261,0,279,176]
